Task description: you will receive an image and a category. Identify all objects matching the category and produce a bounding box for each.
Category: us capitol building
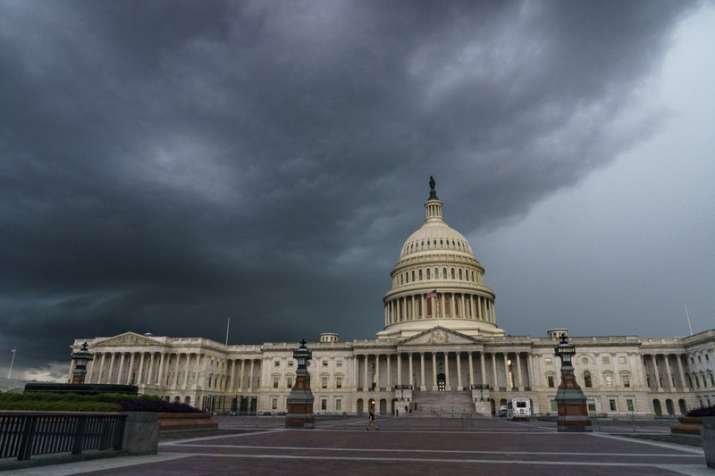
[70,180,715,417]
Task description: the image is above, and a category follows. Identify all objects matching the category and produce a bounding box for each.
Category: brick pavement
[18,417,711,475]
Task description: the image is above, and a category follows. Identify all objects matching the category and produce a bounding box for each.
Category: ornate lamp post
[554,334,592,432]
[70,342,94,385]
[285,339,315,429]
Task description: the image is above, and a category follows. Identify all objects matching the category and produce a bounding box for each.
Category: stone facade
[69,182,715,417]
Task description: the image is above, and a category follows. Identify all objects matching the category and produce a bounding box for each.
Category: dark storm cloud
[0,0,697,373]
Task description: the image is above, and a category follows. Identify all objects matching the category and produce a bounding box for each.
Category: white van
[507,398,531,420]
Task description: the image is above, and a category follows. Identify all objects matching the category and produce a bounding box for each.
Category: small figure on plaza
[69,341,93,385]
[554,334,592,432]
[285,339,315,428]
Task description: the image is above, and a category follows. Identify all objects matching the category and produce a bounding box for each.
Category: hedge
[0,392,199,413]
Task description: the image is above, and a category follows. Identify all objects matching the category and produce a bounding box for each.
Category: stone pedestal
[122,412,159,454]
[703,417,715,468]
[285,339,315,429]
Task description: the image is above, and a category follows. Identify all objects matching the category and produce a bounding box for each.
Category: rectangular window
[336,376,343,389]
[547,376,555,388]
[322,377,328,389]
[287,377,293,388]
[273,377,279,388]
[336,360,343,367]
[426,269,431,279]
[322,360,328,367]
[336,399,342,411]
[609,399,617,412]
[288,361,294,367]
[272,398,277,410]
[623,375,630,388]
[274,360,280,367]
[587,399,596,413]
[626,399,635,412]
[321,399,327,410]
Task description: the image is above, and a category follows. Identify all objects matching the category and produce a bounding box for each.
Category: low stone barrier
[159,412,217,431]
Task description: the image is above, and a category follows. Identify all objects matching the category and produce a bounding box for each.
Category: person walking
[367,407,378,430]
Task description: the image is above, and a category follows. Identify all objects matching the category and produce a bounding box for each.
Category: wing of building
[70,180,715,417]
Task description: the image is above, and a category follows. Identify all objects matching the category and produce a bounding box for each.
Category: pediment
[95,332,161,348]
[399,327,476,346]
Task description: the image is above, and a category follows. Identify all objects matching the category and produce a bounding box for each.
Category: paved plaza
[9,416,712,476]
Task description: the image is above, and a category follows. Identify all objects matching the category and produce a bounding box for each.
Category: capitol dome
[377,178,504,340]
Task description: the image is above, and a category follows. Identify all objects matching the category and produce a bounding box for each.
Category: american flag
[426,290,438,300]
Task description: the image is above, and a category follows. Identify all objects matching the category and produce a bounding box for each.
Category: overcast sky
[1,1,713,380]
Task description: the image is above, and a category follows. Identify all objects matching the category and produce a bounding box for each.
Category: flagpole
[225,317,231,345]
[7,349,16,379]
[685,305,694,336]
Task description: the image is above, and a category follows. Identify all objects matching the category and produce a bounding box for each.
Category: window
[602,356,610,365]
[411,271,415,281]
[336,376,343,389]
[623,374,631,388]
[459,269,463,280]
[272,398,278,410]
[322,360,328,367]
[321,376,328,389]
[626,399,635,412]
[287,377,293,388]
[336,399,342,411]
[288,361,294,367]
[426,269,431,279]
[321,399,327,411]
[609,399,617,412]
[443,268,447,279]
[547,375,555,388]
[710,373,715,387]
[550,400,558,412]
[273,376,279,388]
[274,360,280,367]
[587,399,596,413]
[583,371,592,388]
[336,360,343,367]
[419,269,423,280]
[451,268,455,279]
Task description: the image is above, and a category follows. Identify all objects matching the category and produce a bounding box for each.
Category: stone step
[413,391,474,417]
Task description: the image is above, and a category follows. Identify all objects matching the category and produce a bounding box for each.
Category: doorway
[437,373,446,391]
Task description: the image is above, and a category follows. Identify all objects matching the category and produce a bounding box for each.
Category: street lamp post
[554,334,592,432]
[285,339,315,429]
[70,342,94,385]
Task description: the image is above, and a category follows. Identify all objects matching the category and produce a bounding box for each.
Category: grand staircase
[413,391,474,417]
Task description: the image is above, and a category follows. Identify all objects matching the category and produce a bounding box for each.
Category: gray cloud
[0,0,703,373]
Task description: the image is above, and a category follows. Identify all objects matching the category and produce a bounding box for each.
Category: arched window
[442,268,447,279]
[451,268,455,279]
[419,269,423,280]
[426,268,431,279]
[411,270,415,282]
[583,371,592,388]
[459,269,463,280]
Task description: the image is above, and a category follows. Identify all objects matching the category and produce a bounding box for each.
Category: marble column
[432,353,437,390]
[461,294,466,318]
[477,297,482,320]
[491,353,498,390]
[418,353,424,390]
[444,352,450,390]
[664,355,674,391]
[677,355,687,390]
[375,354,381,390]
[97,353,106,384]
[137,352,145,385]
[410,353,415,388]
[117,353,125,386]
[503,353,510,391]
[653,354,663,391]
[127,353,135,385]
[157,353,165,386]
[421,294,426,318]
[248,359,255,391]
[364,355,369,391]
[516,353,523,391]
[440,294,445,318]
[183,354,191,389]
[456,352,462,390]
[173,354,181,388]
[468,352,474,387]
[451,294,456,318]
[397,354,402,386]
[353,356,359,390]
[480,352,486,387]
[387,354,392,390]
